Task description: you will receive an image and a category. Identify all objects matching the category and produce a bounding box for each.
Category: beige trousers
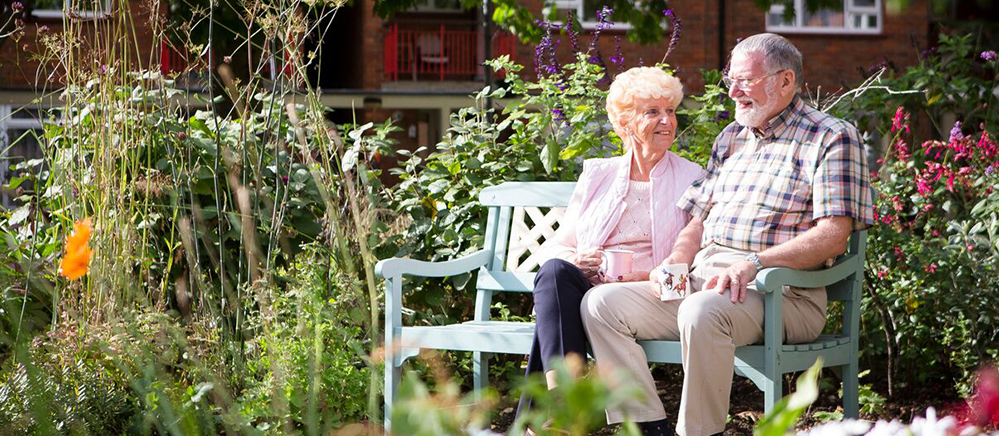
[580,244,827,436]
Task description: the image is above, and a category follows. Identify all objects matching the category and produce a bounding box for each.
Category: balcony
[383,24,515,82]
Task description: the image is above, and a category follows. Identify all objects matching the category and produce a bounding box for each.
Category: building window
[30,0,110,19]
[411,0,464,13]
[0,107,46,208]
[552,0,632,30]
[766,0,881,34]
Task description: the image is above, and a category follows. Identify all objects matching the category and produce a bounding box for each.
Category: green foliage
[754,359,823,436]
[675,69,735,167]
[848,36,999,393]
[390,356,642,436]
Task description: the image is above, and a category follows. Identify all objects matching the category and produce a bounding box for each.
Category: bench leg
[842,360,859,419]
[385,357,402,431]
[763,371,783,416]
[473,351,490,402]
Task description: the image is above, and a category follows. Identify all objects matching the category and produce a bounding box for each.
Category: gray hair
[732,33,803,90]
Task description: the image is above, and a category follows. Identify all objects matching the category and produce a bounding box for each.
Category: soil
[487,364,966,436]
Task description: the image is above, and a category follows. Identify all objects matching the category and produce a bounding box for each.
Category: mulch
[488,364,964,435]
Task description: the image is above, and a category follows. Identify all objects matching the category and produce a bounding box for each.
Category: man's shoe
[637,418,671,436]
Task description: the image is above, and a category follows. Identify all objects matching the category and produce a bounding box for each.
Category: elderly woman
[516,67,705,436]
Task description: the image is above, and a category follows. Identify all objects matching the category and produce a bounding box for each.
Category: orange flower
[59,218,92,280]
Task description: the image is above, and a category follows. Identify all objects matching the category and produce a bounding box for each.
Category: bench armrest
[375,249,492,280]
[754,253,862,293]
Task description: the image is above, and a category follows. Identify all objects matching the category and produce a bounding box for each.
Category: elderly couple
[516,33,874,436]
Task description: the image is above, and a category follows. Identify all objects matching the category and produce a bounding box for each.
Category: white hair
[606,67,683,135]
[732,33,804,90]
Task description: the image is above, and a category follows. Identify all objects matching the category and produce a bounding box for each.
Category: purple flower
[611,36,624,70]
[714,110,730,121]
[588,6,613,54]
[949,121,964,143]
[661,9,682,63]
[11,1,23,11]
[982,51,997,62]
[919,46,937,61]
[986,164,995,175]
[565,10,580,54]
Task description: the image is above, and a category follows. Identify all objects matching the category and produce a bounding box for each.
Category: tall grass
[1,0,385,432]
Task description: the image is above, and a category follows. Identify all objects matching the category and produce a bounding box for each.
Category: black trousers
[515,258,593,417]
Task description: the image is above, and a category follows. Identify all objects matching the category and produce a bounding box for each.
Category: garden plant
[0,0,997,435]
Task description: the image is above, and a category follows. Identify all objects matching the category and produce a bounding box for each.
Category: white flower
[797,419,871,436]
[909,407,958,436]
[866,419,912,436]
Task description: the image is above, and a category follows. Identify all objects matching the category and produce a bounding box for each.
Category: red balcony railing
[384,24,515,82]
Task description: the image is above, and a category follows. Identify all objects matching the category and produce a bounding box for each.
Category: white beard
[734,77,781,128]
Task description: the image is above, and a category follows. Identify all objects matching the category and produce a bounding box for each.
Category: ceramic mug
[658,263,690,301]
[599,249,634,280]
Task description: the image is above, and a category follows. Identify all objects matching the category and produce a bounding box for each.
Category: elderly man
[581,33,874,436]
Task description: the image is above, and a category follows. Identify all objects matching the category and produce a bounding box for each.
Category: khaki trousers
[580,244,827,436]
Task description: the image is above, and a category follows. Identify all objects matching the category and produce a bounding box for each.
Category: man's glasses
[722,71,784,90]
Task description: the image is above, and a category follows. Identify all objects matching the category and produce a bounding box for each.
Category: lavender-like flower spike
[949,121,964,143]
[661,9,682,63]
[535,20,559,78]
[565,10,581,54]
[610,36,624,71]
[588,6,613,54]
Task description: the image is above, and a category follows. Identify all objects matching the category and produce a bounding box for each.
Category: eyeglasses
[722,71,783,89]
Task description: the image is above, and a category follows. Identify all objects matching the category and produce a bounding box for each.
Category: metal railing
[384,23,515,82]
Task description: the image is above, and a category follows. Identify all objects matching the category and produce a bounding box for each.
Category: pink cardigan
[541,150,706,269]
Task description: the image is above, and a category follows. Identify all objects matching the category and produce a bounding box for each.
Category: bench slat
[476,270,537,293]
[480,182,577,207]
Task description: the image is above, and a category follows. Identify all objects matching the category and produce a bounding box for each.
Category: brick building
[1,0,934,203]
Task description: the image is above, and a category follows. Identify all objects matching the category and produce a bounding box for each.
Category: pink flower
[891,107,910,134]
[931,229,940,237]
[917,178,933,196]
[923,203,935,211]
[924,263,938,273]
[877,268,888,278]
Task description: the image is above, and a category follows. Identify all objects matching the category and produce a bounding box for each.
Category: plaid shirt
[677,96,874,252]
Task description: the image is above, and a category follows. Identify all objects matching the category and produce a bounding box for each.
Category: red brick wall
[1,0,161,90]
[724,0,929,93]
[360,0,386,90]
[505,0,929,94]
[508,0,719,92]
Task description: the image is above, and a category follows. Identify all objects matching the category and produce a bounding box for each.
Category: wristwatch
[744,252,764,271]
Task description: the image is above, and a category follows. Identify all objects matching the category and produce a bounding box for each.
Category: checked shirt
[677,96,875,253]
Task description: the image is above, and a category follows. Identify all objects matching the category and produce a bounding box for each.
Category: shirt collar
[751,96,803,140]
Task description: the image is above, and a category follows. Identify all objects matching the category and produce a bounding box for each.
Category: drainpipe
[483,0,493,116]
[719,0,727,72]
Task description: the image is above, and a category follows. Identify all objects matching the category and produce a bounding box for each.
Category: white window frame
[552,0,633,31]
[411,0,464,13]
[0,106,47,208]
[30,0,111,19]
[766,0,882,35]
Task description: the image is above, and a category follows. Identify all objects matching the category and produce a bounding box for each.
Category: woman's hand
[607,271,650,283]
[570,250,604,285]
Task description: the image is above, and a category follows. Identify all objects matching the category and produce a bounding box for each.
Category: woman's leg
[516,258,593,417]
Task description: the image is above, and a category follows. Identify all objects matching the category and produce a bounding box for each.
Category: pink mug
[600,249,634,280]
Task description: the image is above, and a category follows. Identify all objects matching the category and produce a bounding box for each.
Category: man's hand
[649,266,664,299]
[705,260,758,303]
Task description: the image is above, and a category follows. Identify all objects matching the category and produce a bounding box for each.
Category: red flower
[924,263,938,273]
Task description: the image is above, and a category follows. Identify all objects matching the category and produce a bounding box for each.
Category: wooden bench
[375,181,866,430]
